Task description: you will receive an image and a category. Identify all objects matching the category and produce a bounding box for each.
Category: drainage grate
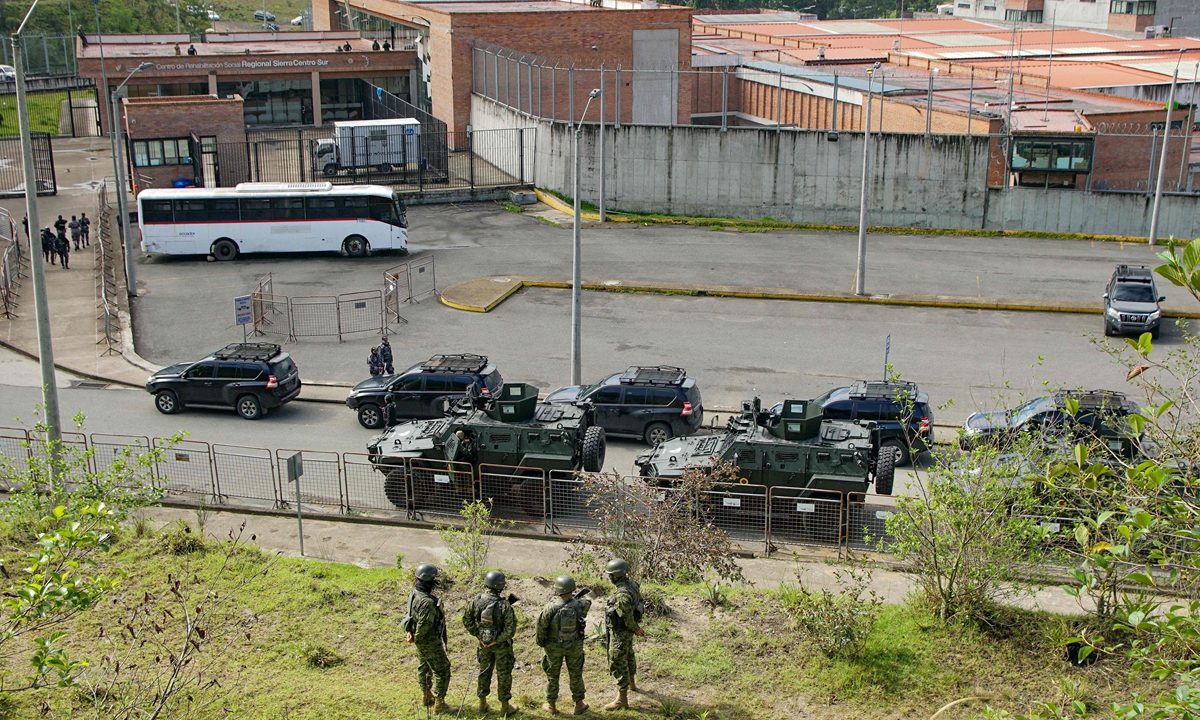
[72,381,110,390]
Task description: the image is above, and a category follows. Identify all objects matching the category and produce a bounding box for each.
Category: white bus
[137,182,407,261]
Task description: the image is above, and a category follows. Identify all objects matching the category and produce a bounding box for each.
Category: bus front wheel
[343,235,368,258]
[212,239,239,261]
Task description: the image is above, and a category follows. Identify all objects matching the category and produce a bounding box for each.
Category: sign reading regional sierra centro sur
[148,58,334,71]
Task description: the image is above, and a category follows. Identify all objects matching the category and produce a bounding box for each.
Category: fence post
[298,130,305,183]
[67,88,76,137]
[722,69,729,132]
[493,49,499,103]
[568,68,575,129]
[468,130,475,189]
[615,66,621,130]
[538,64,543,118]
[551,64,557,122]
[1148,126,1159,194]
[518,128,525,185]
[516,56,522,114]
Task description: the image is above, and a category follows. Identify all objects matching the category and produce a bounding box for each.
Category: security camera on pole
[571,88,601,386]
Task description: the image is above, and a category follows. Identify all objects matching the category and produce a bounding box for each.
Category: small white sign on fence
[434,474,451,484]
[1041,522,1062,533]
[722,497,741,508]
[234,295,253,326]
[875,510,893,520]
[795,503,815,513]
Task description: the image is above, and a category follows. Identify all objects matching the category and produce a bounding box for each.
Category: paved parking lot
[130,202,1184,424]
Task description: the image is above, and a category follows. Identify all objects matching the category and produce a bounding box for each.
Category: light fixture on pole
[110,61,152,298]
[13,0,63,469]
[855,62,879,297]
[571,88,600,386]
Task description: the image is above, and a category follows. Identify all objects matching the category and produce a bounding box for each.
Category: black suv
[800,380,933,466]
[961,389,1139,455]
[1104,265,1165,339]
[345,353,503,429]
[146,343,301,420]
[545,366,703,446]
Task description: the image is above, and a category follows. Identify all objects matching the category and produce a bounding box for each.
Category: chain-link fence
[0,36,78,77]
[767,488,845,556]
[479,464,547,527]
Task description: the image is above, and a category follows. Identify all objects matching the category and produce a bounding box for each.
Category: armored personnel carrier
[635,397,893,496]
[367,383,606,510]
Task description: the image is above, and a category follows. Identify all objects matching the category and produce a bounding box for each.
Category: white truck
[314,118,420,177]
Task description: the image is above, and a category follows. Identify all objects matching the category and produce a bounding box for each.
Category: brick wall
[1089,109,1195,191]
[122,96,246,191]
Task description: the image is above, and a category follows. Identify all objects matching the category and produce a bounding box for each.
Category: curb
[440,276,1200,319]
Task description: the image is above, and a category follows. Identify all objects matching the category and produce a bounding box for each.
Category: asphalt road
[129,200,1176,423]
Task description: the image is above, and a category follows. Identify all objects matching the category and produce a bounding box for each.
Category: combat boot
[542,701,559,715]
[499,700,518,714]
[432,696,449,714]
[628,676,639,692]
[478,696,489,713]
[422,688,434,707]
[603,689,628,711]
[573,700,589,715]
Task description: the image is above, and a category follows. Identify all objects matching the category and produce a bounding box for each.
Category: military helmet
[554,574,577,595]
[605,558,630,580]
[484,570,507,591]
[414,563,440,582]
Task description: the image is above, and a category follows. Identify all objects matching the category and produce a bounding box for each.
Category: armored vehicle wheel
[881,438,910,467]
[581,426,605,472]
[874,447,895,496]
[383,467,406,510]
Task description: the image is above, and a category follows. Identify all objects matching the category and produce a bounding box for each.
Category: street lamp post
[12,0,63,462]
[571,88,600,386]
[1149,50,1184,247]
[855,62,879,296]
[110,61,152,298]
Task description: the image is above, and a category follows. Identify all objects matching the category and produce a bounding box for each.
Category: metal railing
[0,208,24,319]
[0,427,901,556]
[0,133,56,198]
[94,183,121,355]
[383,255,437,325]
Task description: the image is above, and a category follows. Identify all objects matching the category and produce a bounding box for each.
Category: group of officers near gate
[403,558,646,715]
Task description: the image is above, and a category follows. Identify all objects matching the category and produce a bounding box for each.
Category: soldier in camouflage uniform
[603,558,644,711]
[462,570,518,715]
[404,563,451,713]
[536,575,592,716]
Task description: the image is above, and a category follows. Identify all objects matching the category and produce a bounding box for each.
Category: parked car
[0,65,16,81]
[545,366,703,446]
[253,9,275,21]
[960,389,1140,456]
[1104,264,1165,339]
[803,380,934,466]
[345,353,503,429]
[290,15,304,25]
[145,343,301,420]
[206,9,221,20]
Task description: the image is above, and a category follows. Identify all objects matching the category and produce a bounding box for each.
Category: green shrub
[780,565,881,658]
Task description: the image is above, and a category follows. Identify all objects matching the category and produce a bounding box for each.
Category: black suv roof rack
[421,354,489,374]
[1115,265,1154,283]
[1053,389,1132,413]
[847,380,919,400]
[212,343,282,362]
[619,366,686,386]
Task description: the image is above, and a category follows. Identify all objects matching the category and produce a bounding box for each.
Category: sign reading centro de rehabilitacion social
[144,57,333,72]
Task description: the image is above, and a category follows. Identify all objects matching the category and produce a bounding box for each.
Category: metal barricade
[383,262,410,325]
[276,448,343,513]
[288,295,339,340]
[337,290,384,336]
[547,469,599,534]
[478,464,547,528]
[29,430,89,471]
[154,438,215,501]
[0,425,31,485]
[766,487,844,555]
[212,444,279,508]
[845,493,898,552]
[1020,512,1085,555]
[342,452,406,516]
[699,483,769,552]
[89,433,151,481]
[252,292,291,339]
[409,458,476,522]
[408,255,436,301]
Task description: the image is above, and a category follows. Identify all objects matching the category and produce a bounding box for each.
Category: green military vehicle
[367,383,606,511]
[634,397,893,496]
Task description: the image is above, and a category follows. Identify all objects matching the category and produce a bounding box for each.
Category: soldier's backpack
[629,580,645,624]
[476,594,502,644]
[555,599,581,646]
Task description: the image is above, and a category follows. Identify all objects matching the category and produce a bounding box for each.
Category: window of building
[1005,9,1043,21]
[957,2,970,7]
[1010,138,1094,173]
[319,78,364,122]
[217,79,312,126]
[131,138,191,167]
[1109,0,1156,13]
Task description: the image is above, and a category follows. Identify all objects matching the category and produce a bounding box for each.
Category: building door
[198,136,219,188]
[632,29,679,126]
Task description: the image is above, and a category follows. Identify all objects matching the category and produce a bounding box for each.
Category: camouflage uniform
[537,595,593,704]
[408,587,451,699]
[462,589,517,703]
[605,578,642,690]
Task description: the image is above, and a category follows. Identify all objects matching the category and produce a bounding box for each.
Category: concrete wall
[472,95,1200,239]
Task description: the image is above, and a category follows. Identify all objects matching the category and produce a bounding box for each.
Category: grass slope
[0,528,1160,720]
